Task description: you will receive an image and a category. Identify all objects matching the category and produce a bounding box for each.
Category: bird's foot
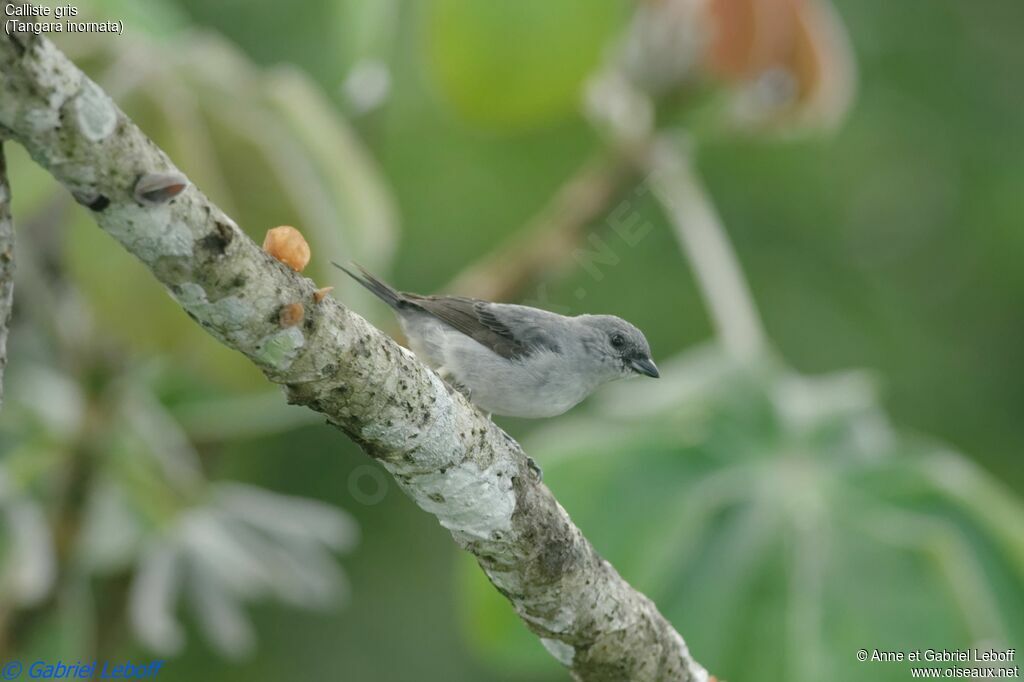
[436,367,456,394]
[526,456,543,482]
[451,382,473,402]
[437,368,474,402]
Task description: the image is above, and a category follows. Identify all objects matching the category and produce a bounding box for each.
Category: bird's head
[578,315,659,380]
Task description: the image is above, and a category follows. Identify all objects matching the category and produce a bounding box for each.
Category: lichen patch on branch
[73,80,118,142]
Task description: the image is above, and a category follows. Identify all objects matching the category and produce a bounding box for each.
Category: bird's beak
[629,357,660,378]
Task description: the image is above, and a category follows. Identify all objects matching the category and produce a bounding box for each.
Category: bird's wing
[407,296,561,360]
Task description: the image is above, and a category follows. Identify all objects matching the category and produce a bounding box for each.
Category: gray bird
[335,263,659,418]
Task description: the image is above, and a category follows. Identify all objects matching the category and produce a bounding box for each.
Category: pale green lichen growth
[104,205,193,265]
[159,221,196,258]
[202,296,255,332]
[541,639,576,666]
[254,327,305,370]
[74,80,118,142]
[5,40,82,133]
[383,458,516,542]
[170,282,207,308]
[169,284,257,345]
[359,369,453,454]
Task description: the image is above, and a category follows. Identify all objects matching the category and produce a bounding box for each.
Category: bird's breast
[445,346,596,418]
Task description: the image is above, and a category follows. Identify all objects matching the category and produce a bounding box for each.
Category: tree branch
[0,23,708,682]
[0,141,14,408]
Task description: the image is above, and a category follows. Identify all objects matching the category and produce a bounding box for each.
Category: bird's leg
[437,367,475,403]
[526,457,543,481]
[435,366,462,398]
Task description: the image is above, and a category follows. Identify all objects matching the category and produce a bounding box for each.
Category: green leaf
[423,0,627,131]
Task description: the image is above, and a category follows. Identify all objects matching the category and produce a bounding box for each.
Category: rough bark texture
[0,20,708,682]
[0,142,13,408]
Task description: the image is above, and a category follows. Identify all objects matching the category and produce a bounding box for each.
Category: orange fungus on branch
[263,226,311,272]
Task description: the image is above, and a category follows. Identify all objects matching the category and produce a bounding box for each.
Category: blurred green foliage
[461,348,1024,680]
[1,0,1022,680]
[424,0,626,129]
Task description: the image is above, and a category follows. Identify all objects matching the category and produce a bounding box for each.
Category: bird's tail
[332,261,404,309]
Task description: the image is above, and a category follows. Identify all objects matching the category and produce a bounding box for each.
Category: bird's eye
[610,333,625,349]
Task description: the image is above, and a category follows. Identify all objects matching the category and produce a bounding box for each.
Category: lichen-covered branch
[0,20,708,682]
[0,142,14,408]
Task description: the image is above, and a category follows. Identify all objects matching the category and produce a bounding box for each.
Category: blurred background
[1,1,1022,681]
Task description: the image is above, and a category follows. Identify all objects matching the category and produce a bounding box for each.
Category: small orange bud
[263,226,311,272]
[279,302,305,327]
[313,286,334,304]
